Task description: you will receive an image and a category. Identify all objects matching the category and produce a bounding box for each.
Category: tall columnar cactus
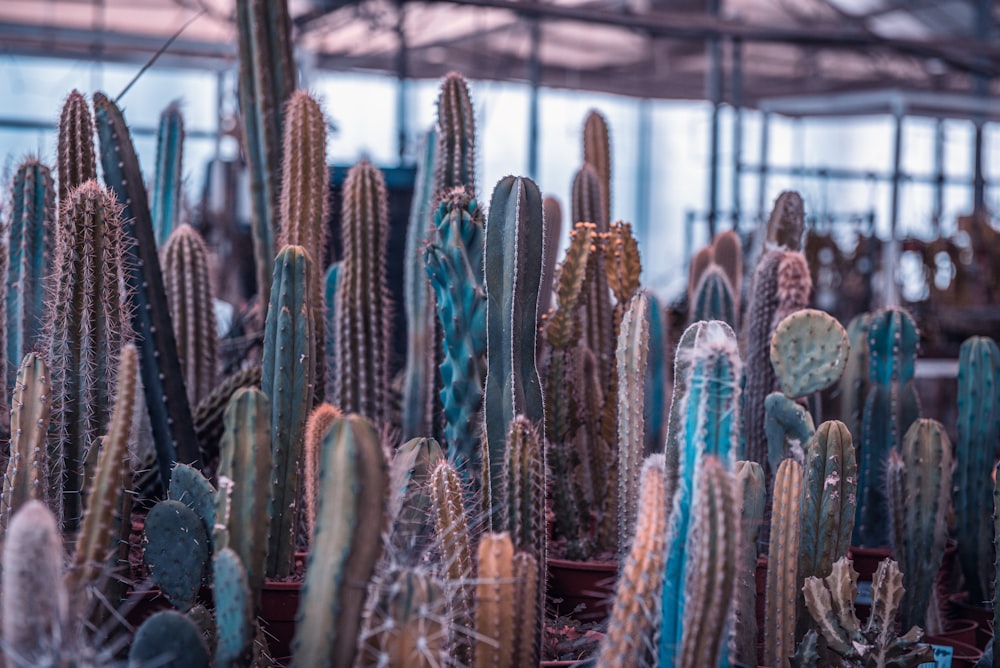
[57,89,96,206]
[474,532,517,668]
[583,109,611,223]
[571,163,607,229]
[425,191,487,476]
[43,180,129,530]
[2,501,68,666]
[539,195,562,317]
[598,455,668,668]
[402,129,439,440]
[482,176,546,527]
[151,102,184,247]
[955,336,1000,605]
[765,457,804,668]
[334,161,392,427]
[765,190,805,251]
[357,567,448,667]
[712,229,743,302]
[430,460,474,667]
[734,460,766,667]
[854,307,920,548]
[887,419,952,631]
[680,455,739,667]
[643,292,669,455]
[659,320,741,664]
[303,403,341,543]
[0,354,50,534]
[435,72,476,193]
[616,293,648,556]
[236,0,296,311]
[6,159,55,395]
[292,414,386,668]
[162,224,218,407]
[689,264,737,327]
[262,245,315,578]
[386,436,443,562]
[839,313,872,445]
[94,92,200,484]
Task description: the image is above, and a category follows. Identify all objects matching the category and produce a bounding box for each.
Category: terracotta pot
[922,634,984,668]
[259,580,302,665]
[936,618,979,648]
[948,591,993,628]
[977,620,994,651]
[546,558,617,623]
[848,546,893,581]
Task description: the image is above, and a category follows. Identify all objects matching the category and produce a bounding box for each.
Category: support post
[635,98,652,255]
[731,37,743,231]
[757,111,770,220]
[884,104,904,308]
[395,0,408,163]
[528,18,541,180]
[932,118,944,234]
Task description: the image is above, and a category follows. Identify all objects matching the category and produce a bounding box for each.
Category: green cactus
[680,455,739,667]
[582,109,611,223]
[292,414,387,668]
[435,72,476,193]
[213,547,253,668]
[386,436,444,562]
[482,176,546,527]
[129,609,211,668]
[162,224,218,407]
[43,180,129,531]
[6,159,55,396]
[303,402,341,543]
[765,190,805,251]
[765,392,816,473]
[169,463,216,545]
[855,307,920,548]
[324,261,339,401]
[689,264,738,327]
[333,161,392,427]
[955,336,1000,605]
[765,457,804,668]
[839,313,872,445]
[262,244,315,578]
[151,102,184,247]
[235,0,296,312]
[0,353,50,534]
[430,460,474,667]
[144,499,209,611]
[770,308,850,400]
[616,293,648,556]
[57,89,97,206]
[888,419,953,631]
[734,460,766,667]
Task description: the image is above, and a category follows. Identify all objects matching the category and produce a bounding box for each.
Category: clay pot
[935,618,979,648]
[848,546,893,581]
[259,580,302,665]
[546,558,617,623]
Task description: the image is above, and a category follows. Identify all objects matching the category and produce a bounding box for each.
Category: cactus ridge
[1,353,51,534]
[387,436,444,563]
[303,402,342,543]
[435,72,476,194]
[582,110,611,223]
[770,308,850,399]
[151,102,185,247]
[734,460,766,667]
[57,90,97,206]
[765,191,805,251]
[690,263,738,328]
[617,293,648,557]
[765,457,804,668]
[643,292,669,455]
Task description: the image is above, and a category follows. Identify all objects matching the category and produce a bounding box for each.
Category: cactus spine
[303,402,341,543]
[151,102,184,246]
[765,457,803,668]
[955,335,1000,604]
[292,414,387,668]
[617,293,648,556]
[57,90,96,206]
[358,567,448,667]
[262,245,315,578]
[334,161,392,427]
[1,353,49,534]
[482,176,546,526]
[162,224,218,406]
[430,460,474,667]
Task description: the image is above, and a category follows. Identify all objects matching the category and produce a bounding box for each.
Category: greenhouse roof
[1,0,998,106]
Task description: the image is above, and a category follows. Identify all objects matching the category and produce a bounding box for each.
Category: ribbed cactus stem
[765,457,803,668]
[993,461,1000,668]
[303,403,341,543]
[617,293,648,557]
[689,264,737,327]
[162,224,218,406]
[1,354,50,535]
[712,229,743,302]
[151,102,184,246]
[539,195,562,316]
[765,190,805,251]
[680,455,739,667]
[643,292,669,455]
[582,109,611,223]
[734,460,766,667]
[512,552,540,667]
[435,72,476,193]
[358,567,448,667]
[474,532,516,668]
[430,461,474,667]
[57,90,96,206]
[292,414,387,668]
[571,162,607,229]
[840,313,872,445]
[386,436,444,562]
[502,417,546,562]
[334,161,392,426]
[772,251,812,329]
[598,455,668,667]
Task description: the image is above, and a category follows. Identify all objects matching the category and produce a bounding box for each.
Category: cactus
[144,499,210,611]
[162,224,218,407]
[687,246,713,305]
[435,72,476,193]
[292,414,387,668]
[324,262,340,401]
[94,91,200,484]
[772,251,812,329]
[712,229,743,302]
[616,293,648,556]
[680,455,739,667]
[765,392,815,472]
[597,455,668,667]
[474,532,516,668]
[129,610,211,668]
[151,102,184,246]
[402,129,439,440]
[993,460,1000,668]
[583,110,611,223]
[955,336,1000,605]
[169,463,216,543]
[765,457,803,668]
[839,313,872,445]
[425,190,487,477]
[734,460,766,667]
[502,417,546,562]
[643,292,669,455]
[659,320,741,664]
[262,244,315,578]
[888,419,953,631]
[387,436,444,562]
[2,501,69,665]
[43,180,129,530]
[235,0,296,312]
[333,161,392,427]
[539,195,563,316]
[430,460,474,667]
[801,557,933,667]
[193,364,262,469]
[482,176,546,527]
[854,307,920,548]
[303,402,342,543]
[213,548,253,668]
[689,264,738,327]
[765,191,805,251]
[770,308,850,400]
[0,354,50,534]
[6,159,55,395]
[216,387,272,610]
[57,90,97,206]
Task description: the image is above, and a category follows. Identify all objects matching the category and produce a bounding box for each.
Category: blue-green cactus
[323,261,340,401]
[129,609,211,668]
[151,102,184,247]
[144,499,209,612]
[213,548,253,667]
[689,264,737,328]
[643,292,669,455]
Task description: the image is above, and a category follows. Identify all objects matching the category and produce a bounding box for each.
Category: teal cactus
[689,264,738,327]
[765,457,804,668]
[616,293,648,556]
[770,308,850,400]
[734,460,766,667]
[6,160,55,395]
[213,548,253,668]
[129,609,211,668]
[482,176,546,527]
[839,313,872,445]
[235,0,296,312]
[94,91,200,484]
[764,392,815,473]
[680,455,739,667]
[887,419,952,631]
[597,454,668,667]
[643,291,669,455]
[57,89,96,206]
[765,190,805,251]
[42,180,129,530]
[659,320,741,665]
[583,109,611,223]
[993,460,1000,664]
[435,72,476,193]
[323,261,339,401]
[151,102,184,246]
[402,129,439,440]
[169,463,216,543]
[955,336,1000,605]
[854,307,920,548]
[333,161,392,427]
[262,245,315,578]
[144,499,209,611]
[292,414,387,668]
[425,190,487,477]
[162,224,218,407]
[0,353,50,534]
